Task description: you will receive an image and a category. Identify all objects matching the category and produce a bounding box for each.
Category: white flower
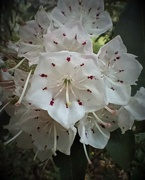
[77,105,119,149]
[50,0,112,37]
[97,35,143,105]
[5,104,77,156]
[18,6,51,65]
[77,114,109,149]
[44,21,93,54]
[26,51,107,128]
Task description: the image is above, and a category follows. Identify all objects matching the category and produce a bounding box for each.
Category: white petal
[50,0,112,37]
[105,79,131,105]
[98,35,127,61]
[77,114,110,149]
[18,42,43,65]
[14,69,30,97]
[35,6,50,32]
[124,87,145,120]
[112,53,142,85]
[57,126,76,155]
[19,20,40,43]
[117,107,134,134]
[44,21,93,54]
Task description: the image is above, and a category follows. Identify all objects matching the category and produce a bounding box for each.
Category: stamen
[105,106,116,115]
[33,150,38,161]
[4,130,23,145]
[92,112,111,128]
[66,80,71,107]
[52,124,57,156]
[15,70,32,106]
[83,144,92,164]
[8,58,26,71]
[93,119,109,138]
[0,102,10,113]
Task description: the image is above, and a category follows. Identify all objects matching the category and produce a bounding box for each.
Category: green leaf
[106,129,135,170]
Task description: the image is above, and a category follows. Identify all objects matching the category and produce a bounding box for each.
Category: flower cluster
[1,0,145,163]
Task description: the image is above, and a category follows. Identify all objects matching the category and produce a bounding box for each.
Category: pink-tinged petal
[124,87,145,120]
[117,107,134,134]
[44,21,93,54]
[77,114,110,149]
[35,6,50,32]
[105,79,131,105]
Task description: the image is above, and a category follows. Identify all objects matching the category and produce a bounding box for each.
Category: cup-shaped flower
[77,112,110,149]
[4,104,57,161]
[44,21,93,54]
[25,51,107,128]
[97,35,143,105]
[50,0,112,37]
[12,105,76,155]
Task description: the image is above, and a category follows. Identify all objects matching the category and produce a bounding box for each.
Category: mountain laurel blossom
[1,0,145,163]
